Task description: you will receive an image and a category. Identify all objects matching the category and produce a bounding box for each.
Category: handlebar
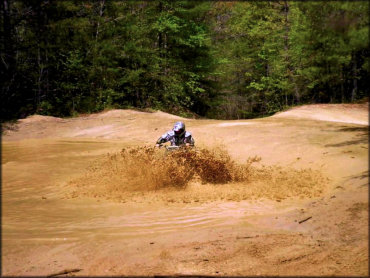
[156,144,194,150]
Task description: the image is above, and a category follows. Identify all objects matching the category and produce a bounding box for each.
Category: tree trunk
[37,47,42,107]
[36,5,43,110]
[1,0,12,62]
[283,0,299,105]
[95,0,105,41]
[157,1,163,57]
[1,0,14,89]
[351,52,357,102]
[45,44,49,97]
[294,85,300,104]
[1,2,7,45]
[340,66,345,103]
[283,0,289,53]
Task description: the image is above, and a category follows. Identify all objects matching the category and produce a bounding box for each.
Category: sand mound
[89,109,186,120]
[273,103,368,125]
[67,146,328,203]
[153,111,186,120]
[218,122,254,127]
[19,115,63,123]
[91,109,151,119]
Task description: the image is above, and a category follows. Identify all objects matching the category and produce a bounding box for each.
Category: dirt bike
[157,144,195,154]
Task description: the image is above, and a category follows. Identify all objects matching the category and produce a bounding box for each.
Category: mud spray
[67,146,329,203]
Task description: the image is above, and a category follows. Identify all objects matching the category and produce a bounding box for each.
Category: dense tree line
[1,1,368,121]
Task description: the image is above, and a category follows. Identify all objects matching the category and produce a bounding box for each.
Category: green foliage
[1,1,369,121]
[205,1,369,118]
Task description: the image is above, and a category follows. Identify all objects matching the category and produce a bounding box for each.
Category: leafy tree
[1,1,368,121]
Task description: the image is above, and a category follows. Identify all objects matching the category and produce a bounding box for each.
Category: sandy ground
[1,103,368,276]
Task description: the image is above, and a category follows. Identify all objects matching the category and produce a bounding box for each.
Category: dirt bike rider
[156,121,195,147]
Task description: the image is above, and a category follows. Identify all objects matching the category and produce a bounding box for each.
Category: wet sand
[2,104,368,276]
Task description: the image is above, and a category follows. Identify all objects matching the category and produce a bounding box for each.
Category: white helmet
[173,121,185,137]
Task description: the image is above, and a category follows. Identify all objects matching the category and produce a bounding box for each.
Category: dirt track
[2,103,369,276]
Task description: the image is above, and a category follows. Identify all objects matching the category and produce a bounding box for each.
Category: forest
[1,0,369,121]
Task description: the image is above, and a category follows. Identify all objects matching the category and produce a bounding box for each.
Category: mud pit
[2,103,369,276]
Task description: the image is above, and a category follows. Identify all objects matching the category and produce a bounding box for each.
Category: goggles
[174,128,184,135]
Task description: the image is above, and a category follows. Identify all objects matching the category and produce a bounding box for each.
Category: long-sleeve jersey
[156,130,195,146]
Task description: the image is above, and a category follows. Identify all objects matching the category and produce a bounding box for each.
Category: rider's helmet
[173,121,185,137]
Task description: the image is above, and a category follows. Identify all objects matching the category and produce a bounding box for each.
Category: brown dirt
[66,146,328,203]
[2,103,368,276]
[273,103,368,125]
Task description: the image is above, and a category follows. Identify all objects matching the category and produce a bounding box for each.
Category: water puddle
[2,198,274,242]
[218,122,254,127]
[2,139,276,244]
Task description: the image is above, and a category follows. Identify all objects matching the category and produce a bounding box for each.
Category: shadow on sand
[325,126,368,147]
[343,170,369,188]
